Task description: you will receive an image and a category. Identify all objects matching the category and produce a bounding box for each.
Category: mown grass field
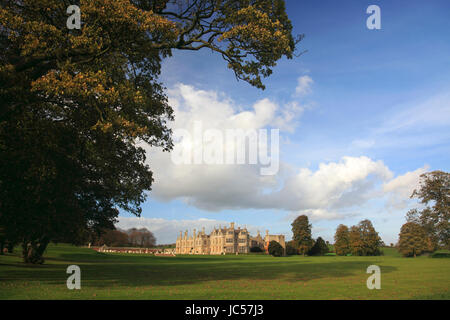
[0,244,449,300]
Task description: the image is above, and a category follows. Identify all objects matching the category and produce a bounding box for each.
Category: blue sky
[117,0,450,245]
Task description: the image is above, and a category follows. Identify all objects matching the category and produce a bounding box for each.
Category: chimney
[230,222,235,229]
[193,229,196,238]
[202,227,205,234]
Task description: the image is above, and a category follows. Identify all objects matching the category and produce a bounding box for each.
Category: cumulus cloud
[140,82,429,222]
[295,75,314,97]
[145,83,303,210]
[257,156,393,215]
[383,165,429,209]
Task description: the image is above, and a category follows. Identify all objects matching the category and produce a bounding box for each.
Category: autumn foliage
[0,0,299,263]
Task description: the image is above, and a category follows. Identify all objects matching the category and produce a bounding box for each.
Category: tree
[127,228,156,247]
[291,215,313,255]
[408,171,449,250]
[358,219,382,256]
[268,240,284,257]
[349,225,364,256]
[285,240,297,255]
[348,220,382,256]
[308,237,328,256]
[0,0,300,263]
[334,224,350,256]
[97,229,130,247]
[398,222,428,257]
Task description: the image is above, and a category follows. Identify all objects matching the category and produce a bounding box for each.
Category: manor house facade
[175,222,286,255]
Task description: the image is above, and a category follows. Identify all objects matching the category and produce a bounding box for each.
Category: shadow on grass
[0,248,397,288]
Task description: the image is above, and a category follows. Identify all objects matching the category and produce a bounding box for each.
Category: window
[226,238,234,243]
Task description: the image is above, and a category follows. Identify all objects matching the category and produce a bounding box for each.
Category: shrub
[250,246,263,253]
[285,243,297,255]
[268,240,284,257]
[308,237,329,256]
[431,252,450,258]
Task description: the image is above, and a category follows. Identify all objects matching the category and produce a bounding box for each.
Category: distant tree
[334,224,351,256]
[250,246,263,253]
[291,215,313,255]
[127,228,156,247]
[358,220,382,256]
[398,222,428,257]
[308,237,329,256]
[285,241,297,255]
[349,225,364,256]
[268,240,284,257]
[407,171,449,249]
[98,229,129,247]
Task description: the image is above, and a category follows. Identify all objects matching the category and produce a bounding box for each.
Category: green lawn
[0,244,448,299]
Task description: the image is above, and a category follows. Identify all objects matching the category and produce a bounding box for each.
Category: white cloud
[295,75,314,97]
[383,165,429,209]
[142,83,429,222]
[259,156,393,212]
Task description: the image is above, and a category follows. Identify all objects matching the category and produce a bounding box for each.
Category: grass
[0,244,449,300]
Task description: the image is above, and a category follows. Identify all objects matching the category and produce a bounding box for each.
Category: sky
[117,0,450,245]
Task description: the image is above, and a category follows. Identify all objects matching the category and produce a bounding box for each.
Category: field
[0,244,449,300]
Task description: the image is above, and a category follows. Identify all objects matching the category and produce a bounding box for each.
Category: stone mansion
[175,222,286,255]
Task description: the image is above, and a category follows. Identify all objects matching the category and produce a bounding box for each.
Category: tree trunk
[7,242,14,253]
[22,238,49,264]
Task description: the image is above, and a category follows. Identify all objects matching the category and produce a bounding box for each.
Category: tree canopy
[407,171,449,249]
[398,222,428,257]
[0,0,300,263]
[347,220,382,256]
[308,236,328,256]
[291,215,313,255]
[334,224,350,256]
[267,240,283,257]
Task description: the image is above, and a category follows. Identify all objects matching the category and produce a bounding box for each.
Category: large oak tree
[0,0,300,263]
[407,171,449,250]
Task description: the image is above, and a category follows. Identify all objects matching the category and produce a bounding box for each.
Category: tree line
[91,228,156,248]
[284,215,382,257]
[283,170,449,258]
